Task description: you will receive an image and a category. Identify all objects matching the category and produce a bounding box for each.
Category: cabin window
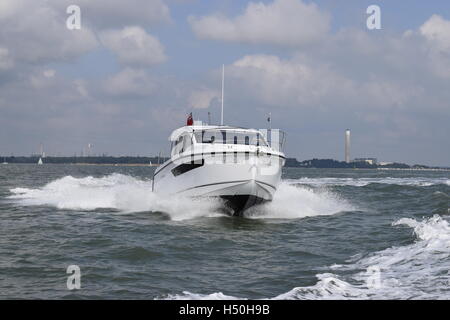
[234,136,238,144]
[178,136,184,154]
[171,159,204,177]
[182,134,192,152]
[171,136,184,155]
[245,136,249,145]
[194,131,203,144]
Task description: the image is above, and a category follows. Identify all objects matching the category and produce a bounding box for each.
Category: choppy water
[0,164,449,299]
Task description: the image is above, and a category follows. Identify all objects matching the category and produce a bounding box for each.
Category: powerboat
[152,122,286,216]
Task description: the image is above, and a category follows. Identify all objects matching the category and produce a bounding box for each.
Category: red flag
[187,112,193,126]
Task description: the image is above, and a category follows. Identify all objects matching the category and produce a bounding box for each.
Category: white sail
[38,157,43,165]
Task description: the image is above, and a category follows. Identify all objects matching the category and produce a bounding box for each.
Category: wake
[165,215,450,300]
[8,174,352,221]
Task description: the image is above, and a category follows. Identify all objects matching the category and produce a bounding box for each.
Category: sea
[0,164,449,299]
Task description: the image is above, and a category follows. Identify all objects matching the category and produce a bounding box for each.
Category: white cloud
[189,0,329,46]
[73,79,89,98]
[0,0,171,67]
[43,69,56,78]
[228,54,355,107]
[420,14,450,51]
[0,0,24,20]
[0,1,98,64]
[188,89,219,109]
[102,68,158,96]
[100,26,167,66]
[416,15,450,78]
[54,0,171,28]
[224,46,437,121]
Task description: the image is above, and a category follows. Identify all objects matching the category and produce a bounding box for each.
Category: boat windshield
[194,130,267,147]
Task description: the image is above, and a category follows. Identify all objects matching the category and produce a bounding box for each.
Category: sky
[0,0,449,166]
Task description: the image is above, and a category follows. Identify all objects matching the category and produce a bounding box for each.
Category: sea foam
[8,174,223,221]
[8,174,352,221]
[244,182,354,219]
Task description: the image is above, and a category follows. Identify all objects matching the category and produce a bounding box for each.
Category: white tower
[345,129,351,163]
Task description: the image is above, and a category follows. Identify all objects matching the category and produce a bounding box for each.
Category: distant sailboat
[38,157,43,165]
[2,157,7,164]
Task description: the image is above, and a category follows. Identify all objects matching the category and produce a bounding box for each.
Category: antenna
[221,64,224,126]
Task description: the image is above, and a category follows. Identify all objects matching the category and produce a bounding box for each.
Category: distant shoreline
[71,163,160,167]
[1,156,448,170]
[2,163,449,171]
[1,162,159,167]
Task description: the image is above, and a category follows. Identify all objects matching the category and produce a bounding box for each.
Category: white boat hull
[153,153,283,215]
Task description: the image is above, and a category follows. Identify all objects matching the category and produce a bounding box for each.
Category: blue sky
[0,0,449,166]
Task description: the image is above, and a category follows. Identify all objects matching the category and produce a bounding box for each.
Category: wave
[164,215,450,300]
[285,177,450,187]
[244,183,354,219]
[8,174,224,221]
[164,291,241,300]
[8,174,352,221]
